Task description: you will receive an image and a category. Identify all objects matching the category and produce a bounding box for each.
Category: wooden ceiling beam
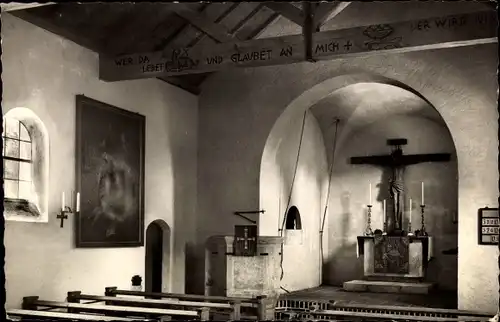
[313,2,351,31]
[1,3,55,12]
[100,10,497,81]
[263,3,305,27]
[168,3,238,43]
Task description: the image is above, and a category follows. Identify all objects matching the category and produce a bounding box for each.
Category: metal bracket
[233,210,265,224]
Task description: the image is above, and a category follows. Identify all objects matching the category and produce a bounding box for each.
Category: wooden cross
[57,211,68,228]
[350,138,451,235]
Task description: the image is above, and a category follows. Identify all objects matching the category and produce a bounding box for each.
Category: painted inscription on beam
[100,11,497,81]
[312,10,497,60]
[100,36,304,81]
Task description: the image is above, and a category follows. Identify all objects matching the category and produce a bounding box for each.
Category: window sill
[4,198,45,222]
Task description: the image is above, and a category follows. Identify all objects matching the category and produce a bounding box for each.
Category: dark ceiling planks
[184,3,239,48]
[12,4,103,52]
[9,2,287,94]
[164,3,219,49]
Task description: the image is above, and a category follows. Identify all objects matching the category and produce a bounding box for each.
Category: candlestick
[421,182,425,205]
[408,198,413,235]
[420,204,428,236]
[409,198,412,224]
[62,192,65,212]
[383,199,387,232]
[369,183,372,205]
[76,192,81,213]
[365,205,373,236]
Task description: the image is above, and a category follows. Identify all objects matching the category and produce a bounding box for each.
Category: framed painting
[75,95,145,248]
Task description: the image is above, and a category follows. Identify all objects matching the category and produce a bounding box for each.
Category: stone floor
[284,285,458,309]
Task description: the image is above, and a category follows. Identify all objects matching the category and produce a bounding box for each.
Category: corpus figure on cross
[350,138,451,235]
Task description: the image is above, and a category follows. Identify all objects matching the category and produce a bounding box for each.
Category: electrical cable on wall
[319,118,341,276]
[278,110,308,293]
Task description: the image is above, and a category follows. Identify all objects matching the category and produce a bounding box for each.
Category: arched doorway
[145,220,171,294]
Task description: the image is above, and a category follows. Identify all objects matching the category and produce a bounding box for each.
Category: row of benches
[7,287,275,321]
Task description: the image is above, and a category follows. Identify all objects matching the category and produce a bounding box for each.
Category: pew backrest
[105,287,259,305]
[22,297,200,318]
[6,309,144,321]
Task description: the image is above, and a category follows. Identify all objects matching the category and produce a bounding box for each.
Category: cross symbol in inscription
[344,41,353,51]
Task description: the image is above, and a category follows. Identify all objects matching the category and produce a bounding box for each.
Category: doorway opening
[145,220,171,294]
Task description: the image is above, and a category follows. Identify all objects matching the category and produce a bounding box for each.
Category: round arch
[259,72,459,292]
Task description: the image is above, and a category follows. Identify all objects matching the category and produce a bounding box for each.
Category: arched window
[2,108,49,222]
[3,118,33,201]
[285,206,302,230]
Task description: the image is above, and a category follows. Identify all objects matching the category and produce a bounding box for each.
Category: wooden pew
[68,291,242,320]
[22,296,206,321]
[105,286,274,320]
[6,309,146,321]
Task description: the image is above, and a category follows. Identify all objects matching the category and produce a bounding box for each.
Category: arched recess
[145,219,172,294]
[285,206,302,230]
[259,72,459,293]
[2,107,49,223]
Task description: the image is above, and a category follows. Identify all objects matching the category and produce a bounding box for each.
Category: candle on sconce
[369,183,372,205]
[76,192,81,213]
[421,182,425,205]
[62,192,65,212]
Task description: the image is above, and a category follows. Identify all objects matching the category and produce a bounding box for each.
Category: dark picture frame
[75,95,145,248]
[477,207,499,246]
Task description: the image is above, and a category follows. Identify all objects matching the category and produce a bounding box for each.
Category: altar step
[343,280,435,295]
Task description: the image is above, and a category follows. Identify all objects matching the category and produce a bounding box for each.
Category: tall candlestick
[383,199,386,230]
[421,182,425,205]
[409,198,412,224]
[369,183,372,205]
[76,192,81,212]
[62,192,65,211]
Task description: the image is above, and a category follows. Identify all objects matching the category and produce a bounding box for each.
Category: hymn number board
[478,208,499,245]
[234,225,258,256]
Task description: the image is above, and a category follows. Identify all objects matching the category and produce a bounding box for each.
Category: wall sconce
[56,192,80,228]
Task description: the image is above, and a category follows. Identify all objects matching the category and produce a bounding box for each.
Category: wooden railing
[275,298,493,321]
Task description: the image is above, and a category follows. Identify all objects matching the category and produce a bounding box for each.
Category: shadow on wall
[323,191,362,284]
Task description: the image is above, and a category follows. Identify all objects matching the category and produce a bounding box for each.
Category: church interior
[1,1,499,321]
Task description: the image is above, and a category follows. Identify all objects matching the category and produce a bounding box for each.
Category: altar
[357,235,433,279]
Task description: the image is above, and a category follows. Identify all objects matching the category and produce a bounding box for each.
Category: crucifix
[350,138,451,235]
[57,211,69,228]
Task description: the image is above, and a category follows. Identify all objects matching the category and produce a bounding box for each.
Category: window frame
[3,117,34,202]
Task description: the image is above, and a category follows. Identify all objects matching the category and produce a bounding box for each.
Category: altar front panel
[360,236,432,279]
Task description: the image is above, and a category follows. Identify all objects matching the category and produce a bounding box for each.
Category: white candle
[369,183,372,205]
[409,198,412,224]
[76,192,81,212]
[421,182,425,205]
[62,192,65,211]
